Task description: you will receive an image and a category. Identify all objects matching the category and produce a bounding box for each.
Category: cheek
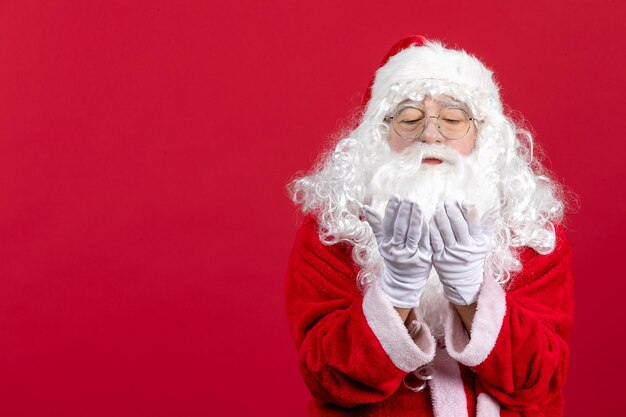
[452,131,477,155]
[452,141,474,156]
[388,133,411,152]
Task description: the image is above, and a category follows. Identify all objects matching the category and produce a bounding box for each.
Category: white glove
[363,196,433,308]
[429,199,498,305]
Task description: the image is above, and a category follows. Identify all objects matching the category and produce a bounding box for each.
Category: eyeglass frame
[383,106,480,140]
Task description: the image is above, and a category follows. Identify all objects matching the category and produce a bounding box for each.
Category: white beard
[418,269,448,339]
[365,142,501,338]
[367,143,499,219]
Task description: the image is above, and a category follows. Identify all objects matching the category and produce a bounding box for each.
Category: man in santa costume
[285,36,573,417]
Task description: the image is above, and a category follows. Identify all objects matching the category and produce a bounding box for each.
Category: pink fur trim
[444,273,506,367]
[476,392,501,417]
[430,347,469,417]
[362,283,436,372]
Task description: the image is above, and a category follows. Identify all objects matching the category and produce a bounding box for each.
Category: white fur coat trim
[430,347,469,417]
[477,392,501,417]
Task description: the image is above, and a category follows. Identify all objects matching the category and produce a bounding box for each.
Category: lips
[422,157,443,165]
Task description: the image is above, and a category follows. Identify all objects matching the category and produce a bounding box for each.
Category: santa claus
[285,36,573,417]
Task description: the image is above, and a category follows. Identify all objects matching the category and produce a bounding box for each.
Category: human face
[387,95,478,161]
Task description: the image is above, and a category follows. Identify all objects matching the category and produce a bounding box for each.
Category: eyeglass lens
[392,107,471,140]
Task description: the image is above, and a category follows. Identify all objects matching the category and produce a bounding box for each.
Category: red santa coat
[285,215,574,417]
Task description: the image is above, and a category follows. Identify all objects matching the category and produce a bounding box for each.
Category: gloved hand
[429,199,498,305]
[363,196,433,308]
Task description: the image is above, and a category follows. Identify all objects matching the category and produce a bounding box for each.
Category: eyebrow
[396,98,469,110]
[395,100,421,111]
[438,98,466,108]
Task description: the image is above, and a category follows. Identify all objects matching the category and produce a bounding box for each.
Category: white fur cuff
[363,282,436,372]
[444,273,506,367]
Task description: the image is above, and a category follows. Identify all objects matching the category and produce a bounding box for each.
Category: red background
[0,1,624,416]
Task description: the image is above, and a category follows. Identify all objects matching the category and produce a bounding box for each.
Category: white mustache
[399,143,461,165]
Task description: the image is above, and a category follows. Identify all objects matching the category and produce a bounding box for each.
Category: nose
[418,117,444,144]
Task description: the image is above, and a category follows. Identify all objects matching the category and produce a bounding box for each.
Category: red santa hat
[362,36,502,119]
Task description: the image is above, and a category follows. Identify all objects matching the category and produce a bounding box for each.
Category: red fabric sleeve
[448,225,574,416]
[285,216,430,408]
